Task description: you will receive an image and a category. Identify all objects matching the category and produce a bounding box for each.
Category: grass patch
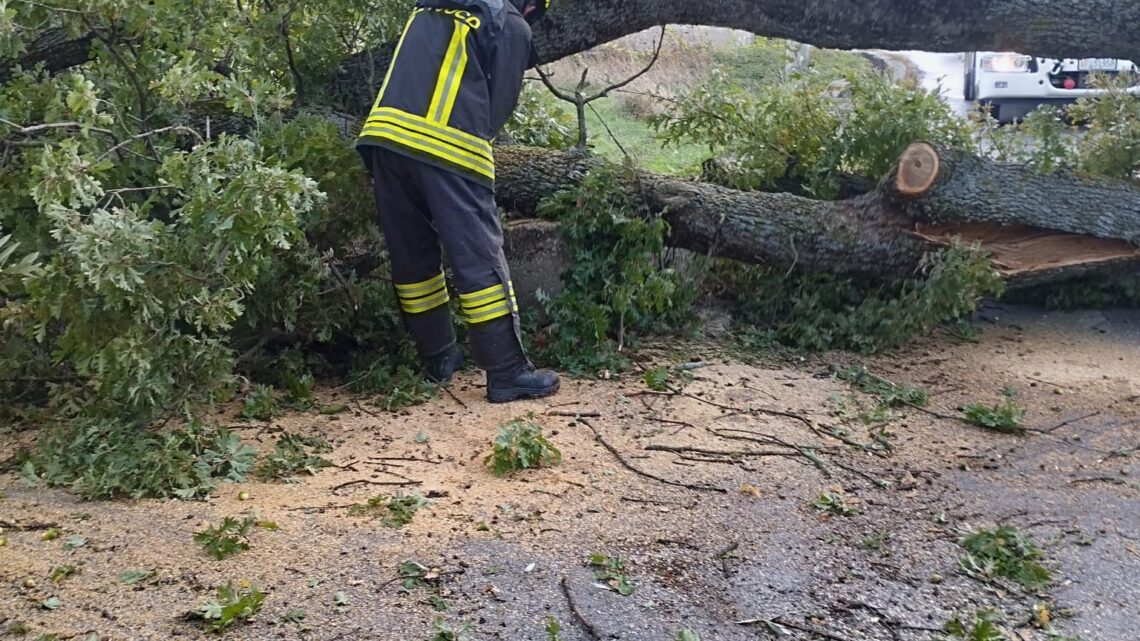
[963,389,1026,434]
[940,609,1010,641]
[585,96,707,173]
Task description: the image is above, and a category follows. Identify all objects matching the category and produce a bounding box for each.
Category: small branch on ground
[423,379,468,409]
[561,576,603,640]
[621,495,690,507]
[715,541,739,577]
[1067,476,1126,486]
[645,444,797,458]
[577,417,726,493]
[1040,410,1100,433]
[738,616,853,641]
[366,456,441,465]
[0,519,60,531]
[330,476,424,490]
[646,416,695,434]
[547,410,601,418]
[711,428,833,478]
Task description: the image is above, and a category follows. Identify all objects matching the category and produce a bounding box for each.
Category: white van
[964,52,1139,122]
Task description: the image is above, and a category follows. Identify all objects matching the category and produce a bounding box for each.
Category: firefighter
[356,0,559,403]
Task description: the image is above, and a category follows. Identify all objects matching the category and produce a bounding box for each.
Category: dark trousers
[367,147,524,368]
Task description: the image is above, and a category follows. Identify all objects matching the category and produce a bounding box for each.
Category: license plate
[1079,58,1118,71]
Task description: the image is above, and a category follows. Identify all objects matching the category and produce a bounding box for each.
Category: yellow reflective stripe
[464,297,507,316]
[367,108,492,162]
[401,288,450,314]
[461,290,506,310]
[464,301,511,323]
[375,10,421,106]
[428,22,470,124]
[395,272,446,297]
[459,283,505,303]
[360,123,494,180]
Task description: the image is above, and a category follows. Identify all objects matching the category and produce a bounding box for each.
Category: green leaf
[120,569,157,585]
[64,535,88,550]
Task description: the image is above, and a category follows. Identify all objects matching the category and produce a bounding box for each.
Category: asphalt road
[897,50,970,116]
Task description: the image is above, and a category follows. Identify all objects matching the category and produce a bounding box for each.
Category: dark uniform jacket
[355,0,534,187]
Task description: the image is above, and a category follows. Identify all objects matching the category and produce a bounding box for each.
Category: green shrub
[20,418,255,500]
[241,384,279,420]
[485,416,562,476]
[534,165,697,374]
[654,71,971,198]
[502,82,578,149]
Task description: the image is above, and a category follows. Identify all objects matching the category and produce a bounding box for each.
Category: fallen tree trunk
[496,143,1140,288]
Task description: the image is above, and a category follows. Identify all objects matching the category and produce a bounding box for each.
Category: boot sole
[487,379,561,404]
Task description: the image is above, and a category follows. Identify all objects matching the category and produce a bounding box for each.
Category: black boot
[423,342,464,383]
[404,305,463,383]
[469,317,559,403]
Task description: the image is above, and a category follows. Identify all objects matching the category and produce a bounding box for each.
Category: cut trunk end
[895,142,940,196]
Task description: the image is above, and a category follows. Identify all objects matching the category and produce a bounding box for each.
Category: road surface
[896,50,969,116]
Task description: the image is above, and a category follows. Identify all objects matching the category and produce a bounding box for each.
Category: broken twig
[578,418,726,493]
[330,478,421,494]
[561,576,603,640]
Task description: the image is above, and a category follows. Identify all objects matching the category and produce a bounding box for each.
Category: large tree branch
[495,144,1140,289]
[0,28,96,84]
[331,0,1140,115]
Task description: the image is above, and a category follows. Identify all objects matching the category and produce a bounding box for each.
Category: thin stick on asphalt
[560,576,602,640]
[1040,410,1100,433]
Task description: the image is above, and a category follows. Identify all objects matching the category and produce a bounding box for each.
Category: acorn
[238,491,251,501]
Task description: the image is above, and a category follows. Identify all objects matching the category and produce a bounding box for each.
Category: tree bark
[0,29,96,85]
[331,0,1140,115]
[885,144,1140,244]
[495,144,1140,288]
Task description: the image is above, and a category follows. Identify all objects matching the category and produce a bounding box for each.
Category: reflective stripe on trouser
[395,271,449,315]
[458,281,518,324]
[366,147,527,368]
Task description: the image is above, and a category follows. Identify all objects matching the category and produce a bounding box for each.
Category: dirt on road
[2,304,1138,641]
